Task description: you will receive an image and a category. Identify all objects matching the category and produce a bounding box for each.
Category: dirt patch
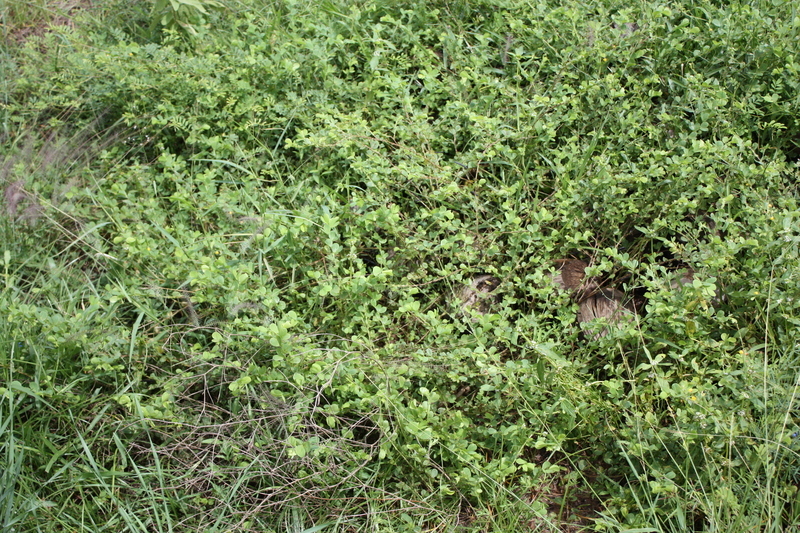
[5,0,94,46]
[526,455,606,532]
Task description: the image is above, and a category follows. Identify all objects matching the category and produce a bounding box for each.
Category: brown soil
[5,1,93,46]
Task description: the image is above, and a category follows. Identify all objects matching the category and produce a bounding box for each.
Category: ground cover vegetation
[2,0,800,530]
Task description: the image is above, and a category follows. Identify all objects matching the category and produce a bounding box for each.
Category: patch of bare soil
[6,1,93,45]
[526,452,606,532]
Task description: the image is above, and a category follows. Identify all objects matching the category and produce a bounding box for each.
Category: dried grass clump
[1,116,123,227]
[458,274,501,317]
[552,259,636,339]
[577,288,636,340]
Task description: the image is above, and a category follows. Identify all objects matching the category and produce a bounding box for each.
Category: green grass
[2,0,800,531]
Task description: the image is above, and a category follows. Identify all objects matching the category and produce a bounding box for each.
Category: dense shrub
[2,0,800,530]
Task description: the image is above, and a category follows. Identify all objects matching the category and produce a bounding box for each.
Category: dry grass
[2,0,93,46]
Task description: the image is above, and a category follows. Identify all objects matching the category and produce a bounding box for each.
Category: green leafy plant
[149,0,224,38]
[2,0,800,531]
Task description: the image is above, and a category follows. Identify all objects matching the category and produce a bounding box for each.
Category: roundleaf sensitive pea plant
[2,0,800,531]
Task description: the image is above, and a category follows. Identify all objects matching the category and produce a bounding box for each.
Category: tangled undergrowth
[2,0,800,531]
